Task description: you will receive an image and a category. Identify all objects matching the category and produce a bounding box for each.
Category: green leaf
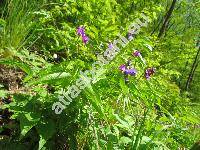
[27,72,71,86]
[141,136,151,144]
[0,90,7,97]
[84,85,106,119]
[0,59,33,75]
[114,114,129,128]
[119,77,129,95]
[19,113,40,137]
[37,119,56,150]
[119,136,132,144]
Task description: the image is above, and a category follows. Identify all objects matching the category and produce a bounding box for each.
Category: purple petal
[119,64,126,72]
[125,68,137,76]
[133,51,141,57]
[145,67,156,80]
[82,35,89,44]
[77,26,85,36]
[127,33,134,40]
[109,43,113,49]
[145,74,150,80]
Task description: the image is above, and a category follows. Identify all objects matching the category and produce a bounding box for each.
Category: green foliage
[0,0,199,149]
[0,0,43,58]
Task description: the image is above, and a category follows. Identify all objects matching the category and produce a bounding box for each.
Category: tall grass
[0,0,42,58]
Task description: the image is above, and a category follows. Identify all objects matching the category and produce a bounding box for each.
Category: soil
[0,64,24,139]
[0,64,24,91]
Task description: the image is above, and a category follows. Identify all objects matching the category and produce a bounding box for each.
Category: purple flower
[133,51,141,57]
[145,67,156,79]
[82,35,89,44]
[119,64,126,72]
[109,43,113,49]
[145,74,150,80]
[77,26,89,44]
[127,32,134,40]
[125,68,137,76]
[77,26,85,36]
[148,67,156,75]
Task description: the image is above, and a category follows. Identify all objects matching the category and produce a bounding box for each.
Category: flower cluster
[77,26,89,44]
[119,50,155,81]
[53,13,151,114]
[145,67,156,80]
[119,63,137,83]
[119,64,137,76]
[133,50,141,57]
